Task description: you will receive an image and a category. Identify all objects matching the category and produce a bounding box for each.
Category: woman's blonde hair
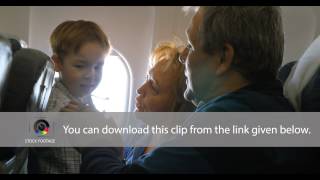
[149,42,179,67]
[150,41,194,112]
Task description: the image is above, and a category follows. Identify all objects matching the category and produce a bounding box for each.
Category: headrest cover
[0,36,12,110]
[284,35,320,111]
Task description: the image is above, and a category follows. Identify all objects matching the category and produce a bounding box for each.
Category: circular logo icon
[34,119,49,136]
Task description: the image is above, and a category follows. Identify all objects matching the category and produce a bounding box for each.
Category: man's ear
[215,43,234,76]
[51,54,63,72]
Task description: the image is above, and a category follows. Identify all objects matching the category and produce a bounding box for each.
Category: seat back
[279,35,320,112]
[0,36,12,110]
[278,61,297,84]
[300,66,320,111]
[279,61,320,111]
[0,35,13,174]
[2,48,55,112]
[8,38,22,55]
[0,48,55,174]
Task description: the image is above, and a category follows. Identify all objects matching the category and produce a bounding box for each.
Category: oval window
[91,49,132,112]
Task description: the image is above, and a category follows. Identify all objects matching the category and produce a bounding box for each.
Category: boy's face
[54,42,107,98]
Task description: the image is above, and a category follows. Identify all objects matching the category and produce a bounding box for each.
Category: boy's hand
[60,100,98,112]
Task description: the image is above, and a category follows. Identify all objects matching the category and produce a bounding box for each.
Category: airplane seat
[276,36,320,173]
[280,35,320,112]
[300,66,320,112]
[0,36,13,174]
[1,34,24,56]
[8,38,22,55]
[0,36,12,110]
[279,61,320,112]
[278,61,297,84]
[0,48,55,174]
[0,36,12,173]
[2,48,55,112]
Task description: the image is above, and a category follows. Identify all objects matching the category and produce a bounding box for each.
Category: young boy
[28,20,111,174]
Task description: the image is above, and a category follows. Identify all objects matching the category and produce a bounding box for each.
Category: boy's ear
[51,54,63,72]
[215,43,234,76]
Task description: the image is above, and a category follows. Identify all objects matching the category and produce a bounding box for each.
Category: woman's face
[136,60,180,112]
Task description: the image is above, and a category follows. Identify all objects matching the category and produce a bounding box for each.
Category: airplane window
[53,49,132,112]
[91,49,132,112]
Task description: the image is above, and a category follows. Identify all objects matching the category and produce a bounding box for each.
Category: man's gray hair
[199,6,284,81]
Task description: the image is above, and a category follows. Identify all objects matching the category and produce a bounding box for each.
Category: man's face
[180,9,220,105]
[135,60,180,112]
[55,42,106,98]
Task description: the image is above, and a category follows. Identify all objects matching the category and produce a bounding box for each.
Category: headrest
[0,36,12,110]
[283,35,320,111]
[1,48,55,112]
[8,38,22,55]
[278,61,297,84]
[300,67,320,111]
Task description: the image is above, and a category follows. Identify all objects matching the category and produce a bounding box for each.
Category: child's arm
[60,100,98,112]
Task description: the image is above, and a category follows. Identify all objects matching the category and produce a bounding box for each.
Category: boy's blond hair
[50,20,110,59]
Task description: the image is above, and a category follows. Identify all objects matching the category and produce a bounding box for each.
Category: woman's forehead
[149,60,170,75]
[150,62,180,84]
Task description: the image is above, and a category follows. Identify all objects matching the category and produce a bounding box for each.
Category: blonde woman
[124,41,195,164]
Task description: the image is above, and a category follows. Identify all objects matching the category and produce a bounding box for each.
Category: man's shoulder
[197,90,293,112]
[197,96,252,112]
